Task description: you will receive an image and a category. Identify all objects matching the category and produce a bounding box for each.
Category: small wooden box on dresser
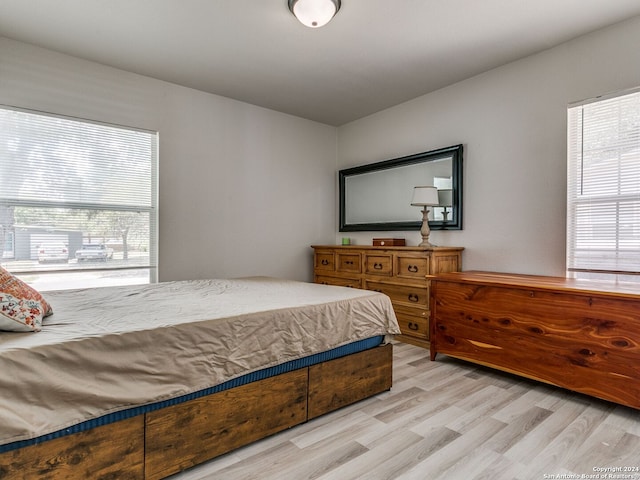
[311,245,463,348]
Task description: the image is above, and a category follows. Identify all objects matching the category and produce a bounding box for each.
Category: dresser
[311,245,463,348]
[430,271,640,409]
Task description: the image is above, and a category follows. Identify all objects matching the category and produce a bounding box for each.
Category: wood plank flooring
[170,341,640,480]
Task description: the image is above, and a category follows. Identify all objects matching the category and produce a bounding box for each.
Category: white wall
[4,14,640,281]
[0,37,337,282]
[337,16,640,276]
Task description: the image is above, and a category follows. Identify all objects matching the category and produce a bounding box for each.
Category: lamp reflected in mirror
[438,189,453,222]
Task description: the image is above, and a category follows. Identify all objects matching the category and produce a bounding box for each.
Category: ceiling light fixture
[288,0,341,28]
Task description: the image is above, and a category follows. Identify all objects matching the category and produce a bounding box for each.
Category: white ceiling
[2,0,640,126]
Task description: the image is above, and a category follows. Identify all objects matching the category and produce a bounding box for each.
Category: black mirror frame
[339,144,463,232]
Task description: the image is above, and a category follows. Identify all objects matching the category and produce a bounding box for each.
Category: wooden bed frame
[0,343,392,480]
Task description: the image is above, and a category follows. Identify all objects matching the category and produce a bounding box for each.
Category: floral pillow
[0,266,52,332]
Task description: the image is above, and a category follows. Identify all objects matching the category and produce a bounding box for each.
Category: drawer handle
[408,322,419,331]
[407,265,419,273]
[408,293,419,302]
[373,289,383,293]
[374,263,383,270]
[346,261,354,265]
[321,259,329,266]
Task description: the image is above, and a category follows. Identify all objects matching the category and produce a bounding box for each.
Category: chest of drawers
[311,245,463,348]
[430,271,640,409]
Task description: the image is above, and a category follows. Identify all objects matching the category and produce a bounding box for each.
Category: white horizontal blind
[567,90,640,279]
[0,106,158,290]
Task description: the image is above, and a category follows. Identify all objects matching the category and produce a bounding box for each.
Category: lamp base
[442,207,449,222]
[419,207,435,247]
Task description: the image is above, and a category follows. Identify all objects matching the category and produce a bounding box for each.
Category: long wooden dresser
[430,271,640,409]
[311,245,463,348]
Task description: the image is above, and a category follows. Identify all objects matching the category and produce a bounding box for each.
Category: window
[567,89,640,281]
[0,106,158,290]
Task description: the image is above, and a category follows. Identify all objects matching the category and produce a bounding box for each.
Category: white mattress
[0,277,400,445]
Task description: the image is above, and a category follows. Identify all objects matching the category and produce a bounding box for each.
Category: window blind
[567,89,640,279]
[0,106,158,290]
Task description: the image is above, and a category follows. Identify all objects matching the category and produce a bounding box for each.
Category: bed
[0,276,400,479]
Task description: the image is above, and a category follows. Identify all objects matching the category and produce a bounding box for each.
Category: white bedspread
[0,277,399,445]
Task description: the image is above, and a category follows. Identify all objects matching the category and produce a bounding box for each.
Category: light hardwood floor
[171,341,640,480]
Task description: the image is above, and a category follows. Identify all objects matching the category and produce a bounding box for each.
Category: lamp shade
[288,0,341,28]
[411,186,439,206]
[437,189,453,207]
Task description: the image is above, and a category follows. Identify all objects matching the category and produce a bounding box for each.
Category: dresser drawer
[432,253,461,274]
[336,253,361,273]
[364,254,393,276]
[314,252,335,272]
[395,308,429,340]
[395,255,429,281]
[365,281,429,308]
[315,275,362,289]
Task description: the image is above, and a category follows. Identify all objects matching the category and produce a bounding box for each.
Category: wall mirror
[339,144,463,231]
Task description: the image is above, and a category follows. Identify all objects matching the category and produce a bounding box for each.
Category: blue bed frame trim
[0,335,385,454]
